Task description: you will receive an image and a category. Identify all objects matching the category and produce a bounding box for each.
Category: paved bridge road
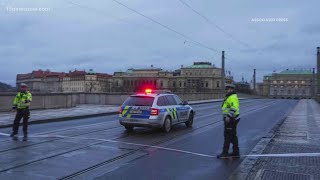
[0,99,298,180]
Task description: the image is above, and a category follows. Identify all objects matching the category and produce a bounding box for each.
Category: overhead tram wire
[64,0,147,28]
[64,0,224,59]
[64,0,201,49]
[178,0,251,49]
[110,0,220,53]
[177,0,284,64]
[177,0,257,69]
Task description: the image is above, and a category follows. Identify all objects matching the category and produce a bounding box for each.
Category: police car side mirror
[182,101,188,105]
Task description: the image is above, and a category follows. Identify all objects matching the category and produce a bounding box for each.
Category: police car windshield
[123,96,154,106]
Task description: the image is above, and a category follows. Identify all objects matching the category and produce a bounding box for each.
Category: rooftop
[278,69,313,75]
[87,69,96,75]
[120,66,162,74]
[183,62,215,69]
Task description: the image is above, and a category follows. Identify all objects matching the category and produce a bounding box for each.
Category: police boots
[217,152,229,158]
[23,133,28,141]
[229,151,240,158]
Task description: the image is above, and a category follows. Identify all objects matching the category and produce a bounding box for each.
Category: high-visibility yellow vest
[13,91,32,109]
[222,94,240,118]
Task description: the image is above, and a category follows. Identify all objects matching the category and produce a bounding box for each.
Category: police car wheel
[125,125,134,132]
[163,117,171,133]
[185,112,194,128]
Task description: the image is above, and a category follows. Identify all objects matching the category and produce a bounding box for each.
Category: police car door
[164,95,179,123]
[173,95,188,121]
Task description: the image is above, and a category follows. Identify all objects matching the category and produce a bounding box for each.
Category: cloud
[0,0,319,85]
[301,24,320,35]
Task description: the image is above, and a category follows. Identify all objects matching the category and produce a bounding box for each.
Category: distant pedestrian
[10,83,32,141]
[217,84,240,158]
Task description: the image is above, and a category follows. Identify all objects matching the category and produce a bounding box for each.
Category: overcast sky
[0,0,319,86]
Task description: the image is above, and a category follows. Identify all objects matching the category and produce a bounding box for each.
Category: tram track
[0,99,280,177]
[59,100,281,179]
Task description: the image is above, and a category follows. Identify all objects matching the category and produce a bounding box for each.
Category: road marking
[4,132,320,159]
[244,153,320,157]
[0,132,10,136]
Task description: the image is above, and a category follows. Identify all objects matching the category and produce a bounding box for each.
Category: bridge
[0,97,319,179]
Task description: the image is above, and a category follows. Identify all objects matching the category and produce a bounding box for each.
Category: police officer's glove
[11,106,17,112]
[224,117,230,124]
[24,100,30,103]
[235,118,240,125]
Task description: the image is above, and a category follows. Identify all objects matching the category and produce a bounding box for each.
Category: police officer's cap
[225,84,235,89]
[20,83,28,87]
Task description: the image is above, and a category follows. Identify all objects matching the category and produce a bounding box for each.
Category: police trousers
[12,108,30,134]
[223,117,239,153]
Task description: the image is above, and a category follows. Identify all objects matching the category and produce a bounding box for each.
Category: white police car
[119,89,194,133]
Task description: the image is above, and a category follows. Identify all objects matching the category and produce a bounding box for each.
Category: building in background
[16,70,64,92]
[113,62,233,93]
[262,69,317,99]
[112,65,162,92]
[17,69,112,93]
[235,77,252,94]
[62,70,86,92]
[256,82,264,96]
[16,62,233,94]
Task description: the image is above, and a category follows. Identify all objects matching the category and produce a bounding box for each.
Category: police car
[119,89,195,133]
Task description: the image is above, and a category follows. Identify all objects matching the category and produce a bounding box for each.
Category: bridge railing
[0,92,224,112]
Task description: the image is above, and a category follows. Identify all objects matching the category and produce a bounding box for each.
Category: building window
[201,83,204,87]
[216,81,220,88]
[273,81,277,84]
[301,81,305,84]
[173,81,176,87]
[206,82,209,87]
[280,81,284,84]
[294,81,298,84]
[184,82,186,87]
[154,80,157,86]
[179,82,182,87]
[161,81,163,87]
[287,81,291,84]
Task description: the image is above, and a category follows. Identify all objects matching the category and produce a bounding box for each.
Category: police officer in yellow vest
[217,84,240,158]
[10,83,32,140]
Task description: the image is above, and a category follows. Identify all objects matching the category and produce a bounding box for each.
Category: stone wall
[0,91,224,111]
[0,93,77,112]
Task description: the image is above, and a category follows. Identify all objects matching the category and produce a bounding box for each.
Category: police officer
[217,84,240,158]
[10,83,32,140]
